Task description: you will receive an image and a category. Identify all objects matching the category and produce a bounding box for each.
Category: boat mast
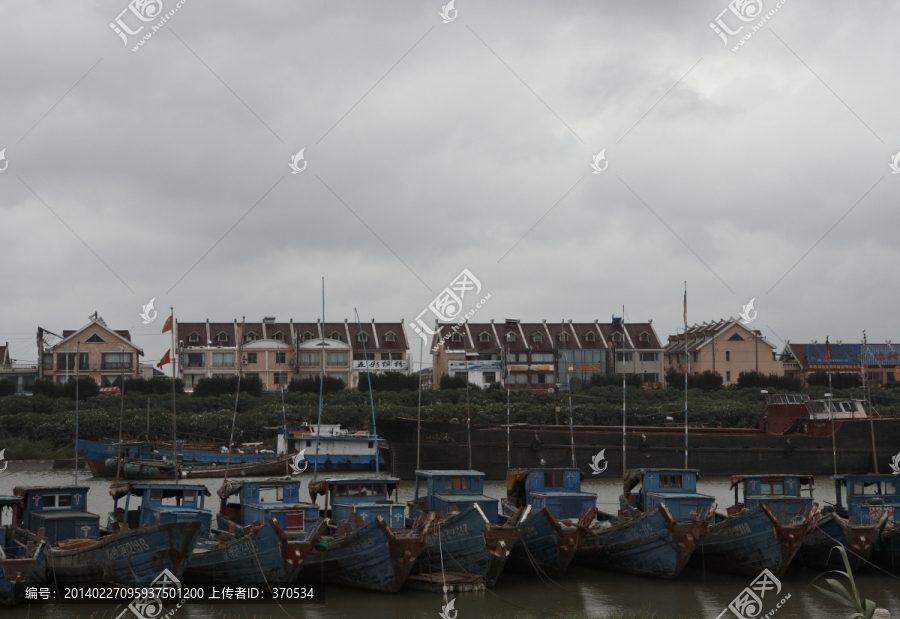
[683,283,689,470]
[826,336,837,477]
[116,345,125,484]
[280,383,289,476]
[313,278,324,482]
[466,356,472,470]
[223,317,245,480]
[863,330,878,473]
[566,350,575,468]
[416,334,423,469]
[622,306,627,473]
[506,343,510,470]
[355,309,379,476]
[169,307,178,483]
[74,340,80,484]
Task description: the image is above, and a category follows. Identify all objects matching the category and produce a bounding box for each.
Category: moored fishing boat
[838,475,899,571]
[300,477,430,592]
[102,454,293,480]
[1,495,47,607]
[406,470,520,587]
[690,474,817,577]
[502,468,597,578]
[13,485,200,585]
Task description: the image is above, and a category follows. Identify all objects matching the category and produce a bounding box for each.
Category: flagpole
[827,335,837,476]
[170,308,178,483]
[313,278,324,482]
[684,282,689,470]
[354,309,379,476]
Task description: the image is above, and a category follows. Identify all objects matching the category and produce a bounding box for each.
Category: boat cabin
[307,477,405,528]
[109,483,212,535]
[506,469,597,520]
[759,394,869,435]
[621,469,715,521]
[728,475,816,523]
[409,470,499,524]
[834,475,898,526]
[218,479,320,534]
[12,486,98,543]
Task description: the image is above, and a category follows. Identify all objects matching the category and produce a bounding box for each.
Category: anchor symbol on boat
[889,451,900,475]
[289,449,308,475]
[588,449,608,475]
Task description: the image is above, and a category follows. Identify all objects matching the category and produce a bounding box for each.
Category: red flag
[823,337,830,361]
[157,349,171,369]
[162,314,173,333]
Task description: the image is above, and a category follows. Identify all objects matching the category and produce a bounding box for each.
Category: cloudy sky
[1,1,898,366]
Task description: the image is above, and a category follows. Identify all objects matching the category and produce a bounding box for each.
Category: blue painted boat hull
[506,507,586,578]
[575,505,703,579]
[185,518,311,584]
[0,541,47,607]
[299,515,426,593]
[43,522,201,585]
[412,506,519,587]
[795,511,887,571]
[689,504,813,577]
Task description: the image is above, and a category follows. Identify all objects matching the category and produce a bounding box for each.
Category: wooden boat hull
[795,511,888,571]
[506,507,592,578]
[413,506,519,587]
[299,515,426,593]
[43,522,201,585]
[101,456,292,480]
[0,541,47,607]
[690,503,815,577]
[872,523,899,572]
[575,504,705,579]
[185,518,312,584]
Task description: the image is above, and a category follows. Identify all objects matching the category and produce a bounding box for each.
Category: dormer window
[330,332,343,341]
[302,331,313,341]
[558,332,569,344]
[274,331,285,341]
[384,332,397,342]
[585,332,596,342]
[451,332,462,342]
[189,332,200,343]
[357,332,369,342]
[612,332,623,342]
[217,332,229,343]
[245,332,257,342]
[506,332,516,342]
[86,334,105,343]
[639,332,650,343]
[479,332,491,342]
[532,333,543,343]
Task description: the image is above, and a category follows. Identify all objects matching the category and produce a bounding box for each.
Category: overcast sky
[1,1,898,366]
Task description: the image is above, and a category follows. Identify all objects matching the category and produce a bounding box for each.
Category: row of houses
[1,313,897,394]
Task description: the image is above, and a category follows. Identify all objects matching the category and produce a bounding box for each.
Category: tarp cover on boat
[218,479,243,500]
[307,480,327,502]
[622,470,644,494]
[506,469,528,500]
[109,483,210,500]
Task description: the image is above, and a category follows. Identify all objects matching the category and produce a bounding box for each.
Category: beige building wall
[42,319,143,387]
[666,322,781,386]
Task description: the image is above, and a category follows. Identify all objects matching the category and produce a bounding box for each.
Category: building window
[693,352,699,363]
[330,332,343,341]
[275,352,286,364]
[353,352,374,361]
[558,333,569,344]
[86,334,105,343]
[56,352,89,371]
[451,333,462,342]
[245,332,257,342]
[506,332,516,342]
[612,333,623,342]
[245,353,257,364]
[274,372,288,384]
[245,372,259,379]
[642,373,659,382]
[726,371,731,381]
[188,332,200,343]
[381,352,402,360]
[585,332,595,342]
[42,354,53,370]
[299,352,319,367]
[615,352,634,362]
[101,375,124,388]
[639,332,650,343]
[533,373,549,384]
[532,353,554,363]
[507,353,528,362]
[101,353,132,370]
[212,352,235,367]
[725,351,731,361]
[357,332,369,342]
[639,352,658,362]
[384,331,397,342]
[216,332,229,343]
[274,332,285,341]
[327,352,347,366]
[483,372,496,384]
[185,353,204,367]
[302,332,314,341]
[506,373,528,384]
[532,333,543,343]
[479,332,491,342]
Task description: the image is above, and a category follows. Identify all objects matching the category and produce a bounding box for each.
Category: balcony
[101,362,133,370]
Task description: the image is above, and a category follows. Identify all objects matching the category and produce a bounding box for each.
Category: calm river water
[2,467,898,619]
